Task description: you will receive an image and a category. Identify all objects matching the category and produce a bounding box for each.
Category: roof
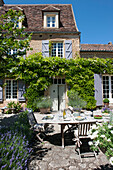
[0,0,4,6]
[1,4,79,34]
[80,43,113,52]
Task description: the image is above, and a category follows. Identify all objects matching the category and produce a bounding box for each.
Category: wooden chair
[27,109,48,143]
[74,121,97,162]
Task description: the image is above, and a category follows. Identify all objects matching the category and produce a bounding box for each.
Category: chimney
[0,0,4,6]
[108,41,112,45]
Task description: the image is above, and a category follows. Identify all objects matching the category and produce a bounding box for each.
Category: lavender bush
[0,111,33,170]
[101,107,110,113]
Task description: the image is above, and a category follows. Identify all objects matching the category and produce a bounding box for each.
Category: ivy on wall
[13,53,113,110]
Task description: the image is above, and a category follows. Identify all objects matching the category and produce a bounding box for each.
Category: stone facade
[28,33,80,58]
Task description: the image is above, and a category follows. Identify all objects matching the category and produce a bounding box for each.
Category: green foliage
[89,123,113,160]
[0,111,33,169]
[6,101,22,114]
[103,98,109,103]
[68,90,87,111]
[0,9,32,78]
[34,96,52,109]
[12,53,113,110]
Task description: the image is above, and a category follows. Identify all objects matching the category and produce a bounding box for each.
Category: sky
[4,0,113,44]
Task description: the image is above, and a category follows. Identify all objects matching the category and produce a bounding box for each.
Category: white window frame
[44,12,59,28]
[8,16,22,29]
[5,80,18,100]
[47,16,55,27]
[51,42,64,58]
[102,75,113,103]
[8,48,17,57]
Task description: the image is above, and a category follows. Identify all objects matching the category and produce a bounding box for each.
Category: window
[53,78,65,85]
[9,17,22,29]
[47,16,55,27]
[103,75,113,102]
[44,12,59,28]
[8,48,17,57]
[52,42,63,58]
[5,80,17,99]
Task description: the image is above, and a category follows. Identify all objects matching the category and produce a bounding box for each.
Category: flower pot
[40,108,50,114]
[104,102,109,108]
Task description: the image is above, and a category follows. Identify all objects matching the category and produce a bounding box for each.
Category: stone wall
[27,33,80,58]
[80,52,113,58]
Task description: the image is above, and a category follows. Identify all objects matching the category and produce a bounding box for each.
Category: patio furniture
[39,111,110,148]
[74,121,97,162]
[27,109,47,142]
[27,109,54,142]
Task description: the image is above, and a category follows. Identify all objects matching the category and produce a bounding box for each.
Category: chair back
[78,121,96,138]
[27,109,37,128]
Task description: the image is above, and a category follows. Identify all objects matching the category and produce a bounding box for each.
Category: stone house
[0,1,113,110]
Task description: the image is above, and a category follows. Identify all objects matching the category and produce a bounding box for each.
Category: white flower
[91,124,97,129]
[107,138,111,142]
[90,134,98,139]
[95,140,99,146]
[88,129,92,135]
[111,130,113,134]
[108,125,112,129]
[109,157,113,165]
[88,141,93,146]
[101,135,105,138]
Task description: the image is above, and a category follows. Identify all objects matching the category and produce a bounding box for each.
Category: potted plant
[103,98,109,108]
[34,96,52,114]
[67,90,87,113]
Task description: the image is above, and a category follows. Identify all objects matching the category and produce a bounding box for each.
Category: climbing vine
[12,53,113,110]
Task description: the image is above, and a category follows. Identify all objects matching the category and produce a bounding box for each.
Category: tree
[0,9,32,77]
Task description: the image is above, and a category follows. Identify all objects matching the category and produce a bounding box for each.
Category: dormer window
[47,16,55,27]
[43,12,59,28]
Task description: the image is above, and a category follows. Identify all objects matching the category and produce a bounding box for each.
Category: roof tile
[81,44,113,52]
[1,4,78,33]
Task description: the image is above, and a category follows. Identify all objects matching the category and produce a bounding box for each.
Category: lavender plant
[0,111,33,169]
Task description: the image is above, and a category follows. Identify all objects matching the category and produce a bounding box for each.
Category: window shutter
[0,79,3,102]
[18,80,26,102]
[65,40,72,59]
[94,74,103,106]
[42,40,49,57]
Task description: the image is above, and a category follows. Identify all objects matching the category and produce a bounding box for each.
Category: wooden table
[38,114,110,148]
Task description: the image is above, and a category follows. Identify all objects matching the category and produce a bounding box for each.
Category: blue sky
[4,0,113,44]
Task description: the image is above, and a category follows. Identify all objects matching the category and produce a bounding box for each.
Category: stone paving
[28,112,113,170]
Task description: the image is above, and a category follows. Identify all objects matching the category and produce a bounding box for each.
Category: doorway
[50,78,66,111]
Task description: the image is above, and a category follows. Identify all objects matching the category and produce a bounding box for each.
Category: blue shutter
[42,40,49,57]
[65,40,72,59]
[18,80,26,101]
[0,79,3,102]
[94,74,103,106]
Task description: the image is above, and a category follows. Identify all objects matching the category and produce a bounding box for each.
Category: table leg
[61,124,66,148]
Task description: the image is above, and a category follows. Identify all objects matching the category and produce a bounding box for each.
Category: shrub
[103,98,109,103]
[67,90,87,111]
[34,96,52,109]
[0,111,33,169]
[6,101,22,114]
[88,122,113,164]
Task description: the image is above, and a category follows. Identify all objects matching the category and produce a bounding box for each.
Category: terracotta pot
[104,103,109,108]
[40,108,50,114]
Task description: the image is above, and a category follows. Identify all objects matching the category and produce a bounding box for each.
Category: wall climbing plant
[12,53,113,110]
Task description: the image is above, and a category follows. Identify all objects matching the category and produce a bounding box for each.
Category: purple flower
[1,164,7,169]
